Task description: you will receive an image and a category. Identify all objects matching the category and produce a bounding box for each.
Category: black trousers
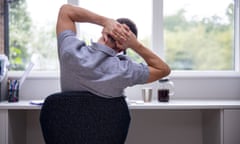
[40,91,131,144]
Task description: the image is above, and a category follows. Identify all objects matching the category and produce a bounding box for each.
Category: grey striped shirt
[58,30,149,98]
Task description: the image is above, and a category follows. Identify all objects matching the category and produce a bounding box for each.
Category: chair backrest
[40,91,130,144]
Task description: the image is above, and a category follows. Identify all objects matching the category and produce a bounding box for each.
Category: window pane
[79,0,152,63]
[164,0,234,70]
[9,0,66,71]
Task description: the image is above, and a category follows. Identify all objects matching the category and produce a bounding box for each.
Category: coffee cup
[142,88,152,102]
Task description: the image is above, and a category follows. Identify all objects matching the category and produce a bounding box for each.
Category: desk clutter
[30,100,44,105]
[8,80,20,102]
[142,78,175,103]
[0,56,34,103]
[7,62,34,102]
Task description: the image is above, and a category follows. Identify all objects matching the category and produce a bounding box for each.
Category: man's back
[58,30,149,98]
[56,4,170,97]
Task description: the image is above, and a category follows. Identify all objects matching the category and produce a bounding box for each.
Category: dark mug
[158,89,169,102]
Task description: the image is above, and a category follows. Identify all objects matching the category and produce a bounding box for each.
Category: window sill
[170,71,240,78]
[7,70,240,80]
[8,71,60,80]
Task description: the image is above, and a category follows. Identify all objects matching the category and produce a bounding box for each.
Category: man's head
[116,18,138,38]
[116,18,138,54]
[100,18,138,53]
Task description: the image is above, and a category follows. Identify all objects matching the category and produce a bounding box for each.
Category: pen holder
[8,80,20,102]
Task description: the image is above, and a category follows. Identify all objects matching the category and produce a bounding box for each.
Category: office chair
[40,91,131,144]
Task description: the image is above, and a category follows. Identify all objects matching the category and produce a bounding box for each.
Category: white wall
[14,75,240,101]
[7,74,240,144]
[125,76,240,101]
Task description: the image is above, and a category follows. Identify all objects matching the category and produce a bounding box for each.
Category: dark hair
[116,18,138,38]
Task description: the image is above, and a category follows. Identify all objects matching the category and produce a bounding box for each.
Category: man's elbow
[157,65,171,79]
[59,4,71,15]
[147,65,171,83]
[56,4,75,35]
[163,65,171,77]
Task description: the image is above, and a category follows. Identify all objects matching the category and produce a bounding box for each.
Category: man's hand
[110,24,139,51]
[111,24,171,83]
[102,20,131,48]
[102,19,124,40]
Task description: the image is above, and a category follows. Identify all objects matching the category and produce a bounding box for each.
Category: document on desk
[30,100,44,105]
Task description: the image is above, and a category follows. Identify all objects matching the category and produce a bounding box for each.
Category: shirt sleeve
[57,30,86,57]
[116,54,149,85]
[125,62,149,86]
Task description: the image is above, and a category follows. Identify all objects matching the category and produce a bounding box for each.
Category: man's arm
[114,30,171,83]
[56,4,108,35]
[56,4,170,82]
[56,4,127,38]
[133,43,171,83]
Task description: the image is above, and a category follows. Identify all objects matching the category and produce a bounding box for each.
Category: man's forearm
[56,4,110,35]
[56,4,126,40]
[65,4,108,27]
[132,42,171,82]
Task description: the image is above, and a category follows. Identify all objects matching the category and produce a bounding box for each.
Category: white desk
[1,99,240,110]
[1,100,240,144]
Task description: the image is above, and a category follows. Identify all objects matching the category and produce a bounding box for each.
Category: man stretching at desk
[42,3,170,144]
[57,4,170,98]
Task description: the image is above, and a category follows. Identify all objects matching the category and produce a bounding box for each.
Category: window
[8,0,66,71]
[7,0,240,73]
[78,0,152,63]
[164,0,236,70]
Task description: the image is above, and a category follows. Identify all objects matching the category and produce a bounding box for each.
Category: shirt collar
[91,41,117,56]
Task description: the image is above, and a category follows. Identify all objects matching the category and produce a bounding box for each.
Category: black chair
[40,91,131,144]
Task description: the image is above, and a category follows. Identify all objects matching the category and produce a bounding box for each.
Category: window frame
[4,0,9,57]
[234,0,240,72]
[6,0,240,77]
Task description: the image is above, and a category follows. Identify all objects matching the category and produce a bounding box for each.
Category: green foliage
[9,0,58,70]
[164,3,234,70]
[9,1,235,71]
[9,0,32,70]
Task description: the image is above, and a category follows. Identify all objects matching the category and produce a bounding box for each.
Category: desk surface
[1,100,240,110]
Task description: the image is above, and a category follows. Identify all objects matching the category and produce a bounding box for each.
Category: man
[41,4,171,144]
[57,4,171,98]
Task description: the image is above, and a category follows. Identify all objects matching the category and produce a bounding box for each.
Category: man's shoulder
[58,30,76,40]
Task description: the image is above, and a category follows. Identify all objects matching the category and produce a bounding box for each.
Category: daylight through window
[7,0,239,72]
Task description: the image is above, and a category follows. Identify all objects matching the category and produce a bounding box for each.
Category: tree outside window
[8,0,236,71]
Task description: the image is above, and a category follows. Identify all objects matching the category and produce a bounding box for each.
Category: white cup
[142,88,152,102]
